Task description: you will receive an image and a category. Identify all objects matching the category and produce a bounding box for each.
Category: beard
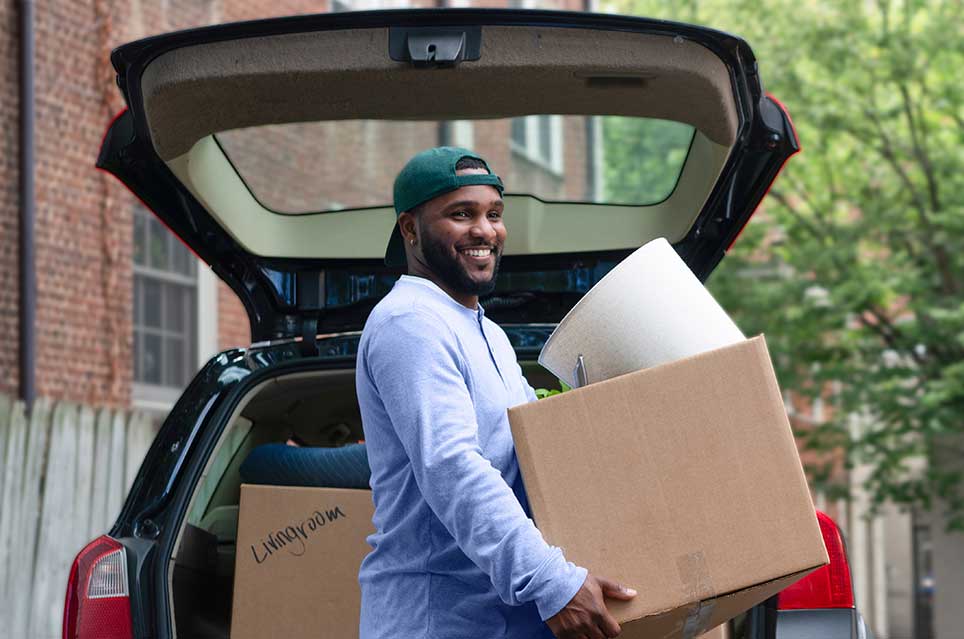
[418,222,502,297]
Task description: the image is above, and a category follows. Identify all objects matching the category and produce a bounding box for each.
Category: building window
[133,206,198,397]
[510,115,563,174]
[331,0,410,9]
[451,120,475,150]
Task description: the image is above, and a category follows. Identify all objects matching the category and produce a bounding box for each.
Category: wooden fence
[0,393,155,639]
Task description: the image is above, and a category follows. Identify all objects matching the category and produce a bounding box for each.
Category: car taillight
[777,510,855,610]
[63,536,134,639]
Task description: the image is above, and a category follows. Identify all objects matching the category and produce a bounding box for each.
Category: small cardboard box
[230,485,374,639]
[508,336,828,639]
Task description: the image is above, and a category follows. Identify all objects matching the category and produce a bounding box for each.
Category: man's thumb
[596,576,637,600]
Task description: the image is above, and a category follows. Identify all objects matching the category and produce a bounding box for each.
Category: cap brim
[384,223,407,268]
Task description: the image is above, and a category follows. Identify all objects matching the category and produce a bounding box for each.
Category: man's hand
[546,573,637,638]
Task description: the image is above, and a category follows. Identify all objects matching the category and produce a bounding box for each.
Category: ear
[398,211,418,245]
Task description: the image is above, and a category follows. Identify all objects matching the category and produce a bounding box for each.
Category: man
[356,147,635,639]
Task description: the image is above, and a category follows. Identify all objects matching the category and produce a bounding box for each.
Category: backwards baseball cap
[385,146,504,267]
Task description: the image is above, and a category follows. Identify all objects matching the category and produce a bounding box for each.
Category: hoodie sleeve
[362,309,586,620]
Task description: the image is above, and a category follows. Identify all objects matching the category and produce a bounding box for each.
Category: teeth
[462,249,491,257]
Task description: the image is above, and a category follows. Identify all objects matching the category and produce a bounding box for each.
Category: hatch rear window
[215,116,694,214]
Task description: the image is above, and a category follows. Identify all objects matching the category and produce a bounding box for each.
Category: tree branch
[863,107,931,222]
[785,173,833,230]
[768,189,831,243]
[898,82,941,212]
[862,106,958,295]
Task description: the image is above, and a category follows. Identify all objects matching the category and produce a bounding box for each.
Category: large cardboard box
[508,336,829,639]
[231,485,374,639]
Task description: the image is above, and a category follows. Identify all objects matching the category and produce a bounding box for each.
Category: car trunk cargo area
[168,356,767,639]
[169,360,563,639]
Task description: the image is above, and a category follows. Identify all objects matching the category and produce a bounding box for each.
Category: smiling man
[355,147,635,639]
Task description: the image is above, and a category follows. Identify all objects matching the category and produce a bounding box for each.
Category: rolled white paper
[539,237,745,387]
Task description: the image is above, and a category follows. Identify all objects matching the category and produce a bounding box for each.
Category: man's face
[409,169,506,297]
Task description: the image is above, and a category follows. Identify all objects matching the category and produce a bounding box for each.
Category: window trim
[134,264,197,287]
[331,0,409,10]
[132,205,210,409]
[131,264,218,415]
[510,114,564,176]
[452,120,475,150]
[132,383,183,414]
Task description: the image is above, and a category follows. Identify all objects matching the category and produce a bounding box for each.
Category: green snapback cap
[385,146,503,267]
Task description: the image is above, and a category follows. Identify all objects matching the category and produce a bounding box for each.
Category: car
[64,7,872,639]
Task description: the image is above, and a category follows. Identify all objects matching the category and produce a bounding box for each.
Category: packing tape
[676,551,717,639]
[681,600,716,639]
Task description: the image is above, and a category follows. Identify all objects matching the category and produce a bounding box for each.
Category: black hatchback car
[65,8,872,639]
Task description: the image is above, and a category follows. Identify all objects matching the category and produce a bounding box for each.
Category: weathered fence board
[29,401,79,639]
[89,407,115,540]
[0,398,27,628]
[13,398,51,637]
[77,405,97,541]
[126,411,156,494]
[0,394,10,517]
[0,394,156,638]
[107,410,128,521]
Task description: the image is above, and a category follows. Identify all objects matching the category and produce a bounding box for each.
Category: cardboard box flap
[612,566,819,639]
[508,336,828,621]
[700,567,821,632]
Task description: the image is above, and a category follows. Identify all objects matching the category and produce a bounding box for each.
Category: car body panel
[113,339,358,639]
[775,608,862,639]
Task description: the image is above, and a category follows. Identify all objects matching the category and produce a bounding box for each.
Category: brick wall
[0,3,20,398]
[218,280,251,351]
[31,0,134,406]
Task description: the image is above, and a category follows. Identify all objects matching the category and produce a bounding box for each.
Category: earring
[410,239,416,246]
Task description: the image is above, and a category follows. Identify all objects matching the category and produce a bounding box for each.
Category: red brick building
[0,0,590,417]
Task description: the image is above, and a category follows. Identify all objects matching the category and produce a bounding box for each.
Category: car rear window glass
[215,116,694,213]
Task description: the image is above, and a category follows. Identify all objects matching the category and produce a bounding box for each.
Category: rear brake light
[63,536,134,639]
[777,510,855,609]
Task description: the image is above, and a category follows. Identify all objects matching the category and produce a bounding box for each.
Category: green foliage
[534,380,572,399]
[603,0,964,529]
[603,118,695,204]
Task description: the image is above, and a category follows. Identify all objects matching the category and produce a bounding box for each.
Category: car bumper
[776,608,874,639]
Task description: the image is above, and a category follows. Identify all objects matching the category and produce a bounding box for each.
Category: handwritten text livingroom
[251,507,347,564]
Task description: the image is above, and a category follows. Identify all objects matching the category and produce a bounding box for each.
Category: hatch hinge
[389,26,482,67]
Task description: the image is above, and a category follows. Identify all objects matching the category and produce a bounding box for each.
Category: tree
[602,0,964,528]
[602,117,694,205]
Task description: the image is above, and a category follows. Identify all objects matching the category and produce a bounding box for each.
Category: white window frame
[451,120,475,150]
[131,207,219,414]
[331,0,409,10]
[510,115,564,175]
[591,115,605,201]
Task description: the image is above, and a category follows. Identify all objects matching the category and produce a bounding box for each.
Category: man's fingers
[595,576,637,601]
[598,614,622,638]
[587,623,608,639]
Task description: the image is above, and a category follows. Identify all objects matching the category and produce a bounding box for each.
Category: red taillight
[63,536,134,639]
[778,510,855,610]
